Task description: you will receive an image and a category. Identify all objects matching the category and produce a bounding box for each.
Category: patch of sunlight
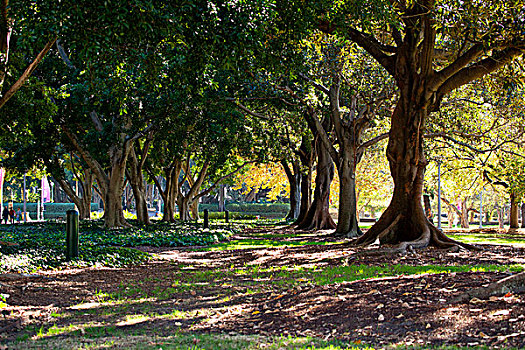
[450,233,525,247]
[70,297,157,311]
[116,314,151,327]
[34,322,105,339]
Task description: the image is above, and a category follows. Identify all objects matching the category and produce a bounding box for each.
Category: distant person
[2,207,9,224]
[8,208,14,224]
[15,208,21,222]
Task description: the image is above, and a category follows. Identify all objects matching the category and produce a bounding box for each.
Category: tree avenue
[0,0,524,239]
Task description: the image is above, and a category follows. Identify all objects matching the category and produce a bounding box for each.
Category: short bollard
[225,210,229,224]
[203,209,209,229]
[66,210,79,260]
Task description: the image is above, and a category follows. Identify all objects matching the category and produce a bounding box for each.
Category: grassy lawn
[449,232,525,247]
[2,222,525,349]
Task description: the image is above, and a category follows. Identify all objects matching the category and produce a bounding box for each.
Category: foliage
[0,221,239,272]
[200,203,290,218]
[232,163,289,201]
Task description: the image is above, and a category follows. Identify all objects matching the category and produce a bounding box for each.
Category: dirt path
[1,227,525,348]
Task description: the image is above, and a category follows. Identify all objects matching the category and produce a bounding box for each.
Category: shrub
[199,203,289,218]
[9,203,100,220]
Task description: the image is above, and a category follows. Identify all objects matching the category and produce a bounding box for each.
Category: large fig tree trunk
[127,142,152,225]
[521,202,525,229]
[282,159,301,221]
[336,158,361,237]
[293,137,314,225]
[103,148,130,227]
[55,169,94,220]
[355,95,463,250]
[460,198,469,228]
[510,191,520,229]
[297,136,336,230]
[148,161,182,223]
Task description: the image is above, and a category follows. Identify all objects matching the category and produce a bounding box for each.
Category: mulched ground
[1,227,525,348]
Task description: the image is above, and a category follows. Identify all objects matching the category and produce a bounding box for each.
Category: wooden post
[66,210,79,260]
[203,209,209,229]
[225,210,229,224]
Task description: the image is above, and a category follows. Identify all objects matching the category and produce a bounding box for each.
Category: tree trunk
[355,94,468,251]
[127,147,150,225]
[103,158,129,227]
[521,203,525,229]
[297,138,336,230]
[282,160,301,221]
[178,195,192,221]
[293,138,314,225]
[160,163,181,223]
[461,198,469,228]
[335,159,361,238]
[218,185,225,212]
[498,207,505,229]
[78,171,94,220]
[177,160,210,222]
[295,172,312,224]
[447,205,454,228]
[510,191,519,229]
[423,194,433,224]
[190,200,199,220]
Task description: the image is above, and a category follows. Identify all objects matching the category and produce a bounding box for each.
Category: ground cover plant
[0,221,238,273]
[0,226,524,349]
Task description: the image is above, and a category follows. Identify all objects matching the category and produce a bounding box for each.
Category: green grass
[8,333,365,349]
[0,220,243,273]
[450,232,525,246]
[112,263,524,299]
[7,332,517,349]
[195,238,345,251]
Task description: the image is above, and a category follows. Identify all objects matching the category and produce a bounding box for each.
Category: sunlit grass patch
[9,331,506,349]
[195,239,346,251]
[111,263,525,300]
[450,233,525,246]
[12,333,366,350]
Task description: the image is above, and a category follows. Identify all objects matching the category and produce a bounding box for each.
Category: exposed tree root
[333,228,362,239]
[353,213,481,256]
[451,271,525,303]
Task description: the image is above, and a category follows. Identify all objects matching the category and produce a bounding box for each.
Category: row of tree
[0,1,523,252]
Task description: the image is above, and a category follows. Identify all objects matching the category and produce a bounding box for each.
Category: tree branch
[304,105,340,165]
[0,36,57,109]
[299,73,329,95]
[56,39,76,69]
[345,27,396,76]
[194,161,255,201]
[435,47,524,101]
[357,133,389,153]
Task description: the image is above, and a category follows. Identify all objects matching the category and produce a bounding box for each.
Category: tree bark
[355,89,470,251]
[177,160,210,221]
[149,161,182,223]
[55,171,94,220]
[460,201,469,229]
[336,158,361,237]
[293,137,314,225]
[521,202,525,229]
[498,207,505,229]
[127,143,152,225]
[282,160,301,221]
[297,136,336,230]
[510,191,519,229]
[423,194,433,224]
